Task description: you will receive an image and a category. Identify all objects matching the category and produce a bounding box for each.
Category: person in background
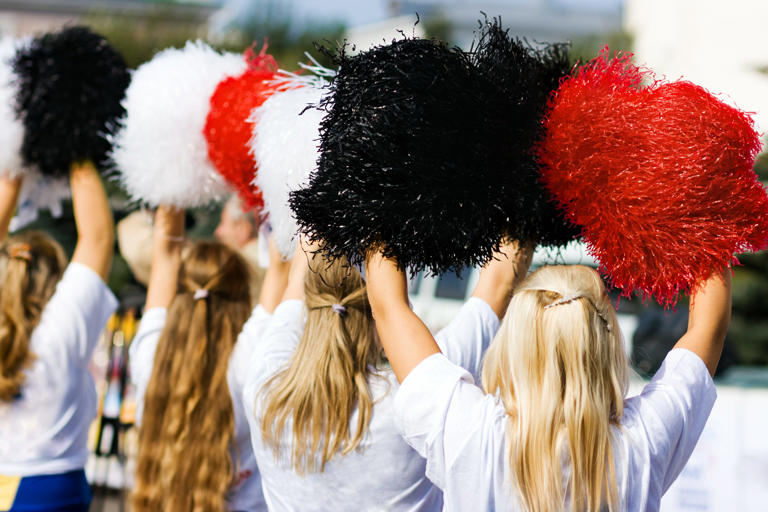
[0,163,117,512]
[129,205,272,512]
[366,250,729,511]
[215,195,267,301]
[241,237,532,511]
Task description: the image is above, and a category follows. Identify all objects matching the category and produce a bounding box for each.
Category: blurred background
[1,0,766,510]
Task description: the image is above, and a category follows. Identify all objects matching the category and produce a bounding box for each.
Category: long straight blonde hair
[260,254,377,473]
[0,231,66,402]
[482,265,628,512]
[133,242,252,512]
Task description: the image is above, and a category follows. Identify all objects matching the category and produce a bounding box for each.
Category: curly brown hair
[0,231,66,402]
[132,241,252,511]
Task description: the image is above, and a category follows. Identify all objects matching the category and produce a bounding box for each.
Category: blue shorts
[3,469,91,512]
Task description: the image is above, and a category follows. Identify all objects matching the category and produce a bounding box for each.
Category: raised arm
[145,205,185,310]
[0,176,22,243]
[673,269,732,377]
[70,162,115,279]
[279,238,313,303]
[471,239,534,319]
[366,252,440,383]
[257,235,292,313]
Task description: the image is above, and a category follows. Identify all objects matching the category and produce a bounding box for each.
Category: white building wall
[625,0,768,141]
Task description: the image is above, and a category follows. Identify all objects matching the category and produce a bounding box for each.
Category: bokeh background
[1,1,766,510]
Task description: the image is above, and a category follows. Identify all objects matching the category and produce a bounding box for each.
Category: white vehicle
[409,241,638,353]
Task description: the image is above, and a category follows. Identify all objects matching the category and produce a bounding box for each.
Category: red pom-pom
[204,45,279,212]
[539,48,768,306]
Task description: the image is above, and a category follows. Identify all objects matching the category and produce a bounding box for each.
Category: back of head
[261,253,376,473]
[482,265,627,512]
[133,241,252,512]
[0,231,66,402]
[215,195,257,249]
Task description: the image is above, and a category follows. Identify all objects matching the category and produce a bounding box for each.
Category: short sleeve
[128,308,167,425]
[434,297,499,382]
[230,304,272,392]
[36,262,119,365]
[393,353,487,489]
[625,348,717,493]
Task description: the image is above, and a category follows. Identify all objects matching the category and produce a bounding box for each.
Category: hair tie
[544,294,582,309]
[331,303,346,315]
[544,293,612,332]
[193,289,209,300]
[9,243,32,262]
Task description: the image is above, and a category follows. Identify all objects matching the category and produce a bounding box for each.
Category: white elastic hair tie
[331,303,346,315]
[193,289,209,300]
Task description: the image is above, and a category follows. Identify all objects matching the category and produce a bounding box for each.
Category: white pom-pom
[112,40,246,207]
[250,80,326,258]
[0,37,29,179]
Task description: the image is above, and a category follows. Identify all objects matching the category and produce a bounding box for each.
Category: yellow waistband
[0,475,20,511]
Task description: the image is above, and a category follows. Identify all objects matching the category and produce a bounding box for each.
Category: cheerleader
[0,163,117,512]
[365,253,729,511]
[241,237,533,511]
[128,206,269,511]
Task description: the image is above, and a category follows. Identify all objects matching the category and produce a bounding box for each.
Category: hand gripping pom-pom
[250,73,328,259]
[12,26,130,177]
[112,41,246,208]
[538,48,768,306]
[204,45,280,213]
[290,38,528,275]
[469,18,578,247]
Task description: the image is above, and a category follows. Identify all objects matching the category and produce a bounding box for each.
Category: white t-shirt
[242,297,499,512]
[129,304,270,511]
[0,262,118,476]
[394,348,717,512]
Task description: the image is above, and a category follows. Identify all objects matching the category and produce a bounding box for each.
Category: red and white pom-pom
[203,45,279,214]
[0,36,28,178]
[112,40,246,207]
[249,71,328,258]
[538,48,768,307]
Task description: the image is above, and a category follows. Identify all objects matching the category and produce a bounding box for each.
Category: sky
[219,0,623,29]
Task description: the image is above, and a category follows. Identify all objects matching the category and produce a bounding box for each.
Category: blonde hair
[260,254,377,473]
[482,265,628,512]
[133,241,252,512]
[0,231,66,402]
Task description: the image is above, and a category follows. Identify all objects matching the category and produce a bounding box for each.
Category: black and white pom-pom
[469,17,578,247]
[12,26,130,177]
[289,38,517,275]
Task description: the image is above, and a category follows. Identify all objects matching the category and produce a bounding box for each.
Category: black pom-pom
[290,38,510,275]
[470,17,579,247]
[13,26,130,176]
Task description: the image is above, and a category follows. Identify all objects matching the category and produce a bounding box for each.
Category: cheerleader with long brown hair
[0,163,117,511]
[129,206,279,511]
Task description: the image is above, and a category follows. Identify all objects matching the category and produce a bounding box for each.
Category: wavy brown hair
[132,241,252,512]
[0,231,66,402]
[260,254,379,473]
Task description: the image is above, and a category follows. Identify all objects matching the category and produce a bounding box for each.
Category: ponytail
[133,241,251,512]
[260,256,377,474]
[0,233,66,402]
